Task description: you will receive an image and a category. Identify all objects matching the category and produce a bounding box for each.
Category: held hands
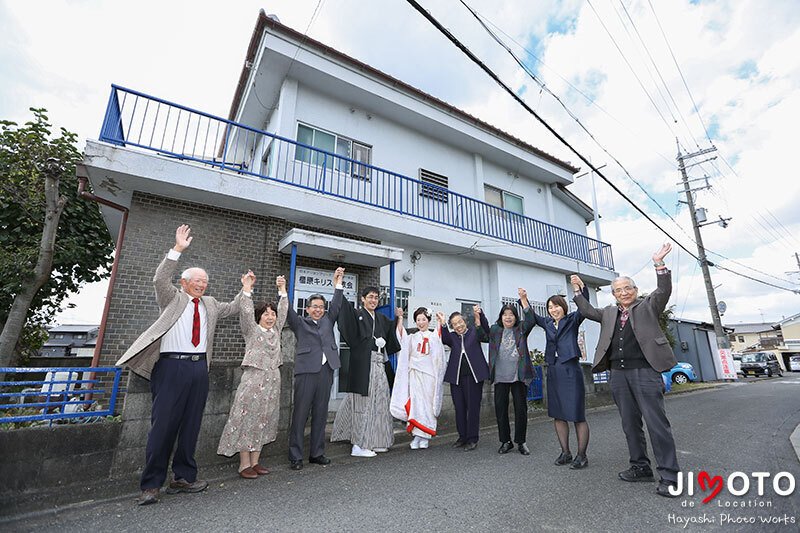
[653,242,672,265]
[473,304,481,317]
[570,274,585,292]
[435,311,446,325]
[276,275,286,294]
[518,287,528,302]
[396,307,404,320]
[333,267,345,287]
[174,224,193,252]
[241,270,256,291]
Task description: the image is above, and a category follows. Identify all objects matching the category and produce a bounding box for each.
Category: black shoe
[570,454,588,469]
[618,465,654,482]
[498,441,514,454]
[290,460,303,471]
[656,479,680,498]
[452,439,466,448]
[518,443,530,455]
[463,442,478,451]
[554,452,573,466]
[309,455,331,465]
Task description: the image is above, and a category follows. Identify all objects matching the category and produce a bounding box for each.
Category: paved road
[8,373,800,532]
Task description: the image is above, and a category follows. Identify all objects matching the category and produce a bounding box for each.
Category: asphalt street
[7,373,800,533]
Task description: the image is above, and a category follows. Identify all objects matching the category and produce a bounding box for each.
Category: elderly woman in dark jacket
[530,286,591,469]
[478,289,536,455]
[436,306,490,452]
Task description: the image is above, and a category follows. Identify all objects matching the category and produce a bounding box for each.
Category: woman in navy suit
[530,287,591,469]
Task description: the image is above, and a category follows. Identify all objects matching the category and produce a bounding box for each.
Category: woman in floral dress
[217,273,288,478]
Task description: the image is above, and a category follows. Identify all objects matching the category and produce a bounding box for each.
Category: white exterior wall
[550,194,589,235]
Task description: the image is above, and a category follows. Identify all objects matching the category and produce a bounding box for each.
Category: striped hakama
[331,351,393,450]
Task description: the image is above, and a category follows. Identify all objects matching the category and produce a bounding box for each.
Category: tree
[0,108,113,368]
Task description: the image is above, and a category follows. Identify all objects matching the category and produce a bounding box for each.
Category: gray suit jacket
[574,270,677,373]
[286,288,343,375]
[115,254,241,380]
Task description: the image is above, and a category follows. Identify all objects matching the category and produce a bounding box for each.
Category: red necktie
[191,298,201,347]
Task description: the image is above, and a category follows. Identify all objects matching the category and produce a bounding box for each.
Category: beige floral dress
[217,294,288,456]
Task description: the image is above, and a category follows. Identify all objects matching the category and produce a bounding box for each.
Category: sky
[2,0,799,327]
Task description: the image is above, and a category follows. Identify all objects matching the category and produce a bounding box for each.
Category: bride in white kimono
[391,307,446,449]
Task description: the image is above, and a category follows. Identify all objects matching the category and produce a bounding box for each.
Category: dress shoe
[518,443,530,455]
[239,466,258,479]
[165,478,208,494]
[618,465,654,482]
[136,488,159,506]
[656,479,680,498]
[498,441,514,454]
[463,442,478,451]
[570,454,588,470]
[252,464,270,475]
[309,455,331,465]
[452,439,466,448]
[554,452,573,466]
[290,460,303,471]
[351,445,377,457]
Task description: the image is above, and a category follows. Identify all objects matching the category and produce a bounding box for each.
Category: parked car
[789,355,800,372]
[732,352,743,375]
[740,352,783,377]
[662,362,697,384]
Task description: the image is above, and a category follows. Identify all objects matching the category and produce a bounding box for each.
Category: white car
[790,355,800,372]
[732,353,743,375]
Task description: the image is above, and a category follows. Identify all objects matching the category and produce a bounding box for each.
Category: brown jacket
[574,270,677,373]
[115,254,241,379]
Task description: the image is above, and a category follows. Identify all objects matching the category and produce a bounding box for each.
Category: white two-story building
[81,12,616,396]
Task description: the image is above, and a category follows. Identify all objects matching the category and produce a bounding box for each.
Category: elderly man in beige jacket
[116,225,245,506]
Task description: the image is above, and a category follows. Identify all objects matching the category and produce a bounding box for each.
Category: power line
[403,0,799,295]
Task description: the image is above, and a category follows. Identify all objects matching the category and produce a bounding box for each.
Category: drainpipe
[76,169,128,395]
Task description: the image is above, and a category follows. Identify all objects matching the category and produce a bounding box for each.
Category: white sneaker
[351,445,376,457]
[419,438,430,449]
[410,437,420,450]
[373,447,389,453]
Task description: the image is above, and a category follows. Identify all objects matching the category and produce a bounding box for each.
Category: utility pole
[676,140,730,353]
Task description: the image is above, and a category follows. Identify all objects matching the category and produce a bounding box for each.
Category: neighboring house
[39,325,99,357]
[669,318,734,381]
[773,312,800,369]
[80,13,616,401]
[726,322,783,353]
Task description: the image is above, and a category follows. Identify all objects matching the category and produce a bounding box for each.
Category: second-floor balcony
[98,85,614,270]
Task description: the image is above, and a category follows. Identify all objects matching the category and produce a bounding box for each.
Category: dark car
[740,352,783,378]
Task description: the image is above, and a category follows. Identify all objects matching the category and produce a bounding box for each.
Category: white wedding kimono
[390,328,446,438]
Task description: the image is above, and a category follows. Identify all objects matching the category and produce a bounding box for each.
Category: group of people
[118,226,681,505]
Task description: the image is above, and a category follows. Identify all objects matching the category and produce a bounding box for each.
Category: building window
[379,287,411,316]
[485,185,524,215]
[419,168,449,202]
[738,336,745,343]
[501,296,547,318]
[295,123,371,180]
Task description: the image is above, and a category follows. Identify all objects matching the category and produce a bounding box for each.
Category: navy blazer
[533,287,588,366]
[441,321,490,385]
[286,288,342,375]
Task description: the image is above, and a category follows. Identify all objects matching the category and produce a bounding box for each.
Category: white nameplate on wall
[295,267,358,301]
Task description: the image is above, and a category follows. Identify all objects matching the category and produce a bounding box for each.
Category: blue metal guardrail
[526,365,544,401]
[0,367,122,426]
[99,85,614,270]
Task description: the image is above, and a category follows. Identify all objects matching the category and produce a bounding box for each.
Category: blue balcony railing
[99,85,613,269]
[0,367,122,426]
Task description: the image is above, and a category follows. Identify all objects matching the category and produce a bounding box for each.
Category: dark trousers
[288,363,334,461]
[494,381,528,444]
[610,367,680,483]
[450,378,483,444]
[140,357,209,490]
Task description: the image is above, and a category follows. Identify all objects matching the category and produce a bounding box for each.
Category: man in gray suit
[571,243,680,498]
[116,225,244,505]
[285,267,344,470]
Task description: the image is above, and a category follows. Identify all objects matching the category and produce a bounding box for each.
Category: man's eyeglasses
[612,286,637,295]
[307,304,326,310]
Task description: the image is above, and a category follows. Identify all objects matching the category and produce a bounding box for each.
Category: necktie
[618,306,629,329]
[191,298,201,347]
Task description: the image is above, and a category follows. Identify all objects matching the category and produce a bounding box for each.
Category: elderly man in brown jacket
[116,225,245,505]
[571,243,680,498]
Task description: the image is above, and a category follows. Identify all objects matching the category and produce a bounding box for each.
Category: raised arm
[518,288,537,335]
[475,305,490,342]
[571,275,603,323]
[275,275,289,331]
[153,225,190,309]
[647,243,673,313]
[436,311,454,348]
[238,271,257,337]
[327,267,346,323]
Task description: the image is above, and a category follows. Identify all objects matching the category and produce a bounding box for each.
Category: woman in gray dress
[217,273,288,478]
